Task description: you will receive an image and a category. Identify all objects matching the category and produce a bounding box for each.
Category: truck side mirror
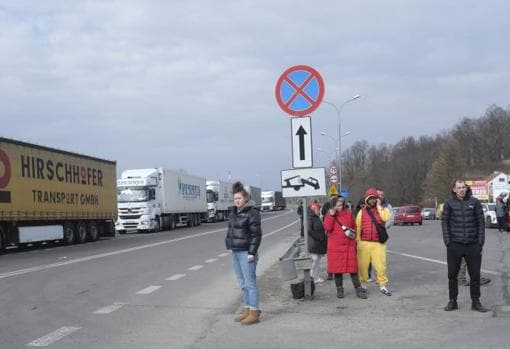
[149,188,156,200]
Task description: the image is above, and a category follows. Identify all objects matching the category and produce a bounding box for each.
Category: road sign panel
[275,65,325,117]
[281,168,326,198]
[329,166,337,175]
[340,188,349,198]
[328,185,338,196]
[329,175,338,184]
[291,116,312,168]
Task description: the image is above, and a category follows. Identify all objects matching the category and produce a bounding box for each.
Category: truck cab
[261,191,276,211]
[116,169,161,233]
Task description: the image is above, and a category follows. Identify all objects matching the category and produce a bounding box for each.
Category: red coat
[323,210,358,274]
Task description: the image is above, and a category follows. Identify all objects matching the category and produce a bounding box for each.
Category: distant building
[487,172,510,201]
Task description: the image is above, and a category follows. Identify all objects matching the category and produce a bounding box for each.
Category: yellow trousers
[357,240,388,285]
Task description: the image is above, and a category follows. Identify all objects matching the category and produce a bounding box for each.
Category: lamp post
[322,95,361,193]
[320,130,352,191]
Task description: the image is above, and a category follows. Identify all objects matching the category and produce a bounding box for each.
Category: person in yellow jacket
[355,188,392,296]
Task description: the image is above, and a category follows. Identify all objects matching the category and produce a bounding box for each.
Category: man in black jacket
[441,179,488,312]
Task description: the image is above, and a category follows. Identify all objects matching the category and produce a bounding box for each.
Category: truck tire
[153,216,161,232]
[169,215,176,230]
[0,225,5,251]
[187,214,193,227]
[87,221,100,241]
[63,222,75,245]
[197,214,202,226]
[76,222,88,244]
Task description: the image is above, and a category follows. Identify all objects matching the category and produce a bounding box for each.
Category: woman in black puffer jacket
[225,181,262,325]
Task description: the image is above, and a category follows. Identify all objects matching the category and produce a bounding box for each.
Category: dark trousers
[497,216,507,231]
[447,242,482,300]
[335,273,361,288]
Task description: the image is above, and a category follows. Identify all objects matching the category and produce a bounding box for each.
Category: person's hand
[376,199,382,206]
[329,208,336,216]
[248,254,255,262]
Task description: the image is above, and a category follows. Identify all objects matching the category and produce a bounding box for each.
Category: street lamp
[322,95,361,193]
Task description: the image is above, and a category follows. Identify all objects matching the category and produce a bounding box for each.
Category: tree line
[340,104,510,206]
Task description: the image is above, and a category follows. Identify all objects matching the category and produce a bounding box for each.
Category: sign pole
[302,197,312,299]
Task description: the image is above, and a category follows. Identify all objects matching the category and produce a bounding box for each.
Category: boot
[234,307,250,322]
[471,299,488,313]
[444,299,458,311]
[240,310,261,325]
[356,287,367,299]
[336,286,344,299]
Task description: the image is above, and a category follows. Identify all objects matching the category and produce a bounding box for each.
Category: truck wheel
[197,214,202,226]
[187,214,193,227]
[76,222,88,244]
[0,226,5,251]
[153,217,161,232]
[87,222,100,241]
[169,216,176,230]
[63,222,75,245]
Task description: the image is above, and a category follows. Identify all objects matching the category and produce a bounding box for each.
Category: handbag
[333,216,356,240]
[365,208,389,243]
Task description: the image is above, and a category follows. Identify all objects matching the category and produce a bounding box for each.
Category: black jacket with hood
[225,201,262,255]
[441,188,485,247]
[307,208,327,254]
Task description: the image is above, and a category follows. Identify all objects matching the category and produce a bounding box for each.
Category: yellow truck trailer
[0,137,117,250]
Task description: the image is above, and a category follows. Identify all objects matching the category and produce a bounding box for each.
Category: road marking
[165,273,186,281]
[264,220,298,238]
[27,326,81,347]
[0,211,295,280]
[388,250,505,276]
[93,302,127,314]
[188,265,203,271]
[218,253,230,257]
[136,285,162,295]
[205,258,217,263]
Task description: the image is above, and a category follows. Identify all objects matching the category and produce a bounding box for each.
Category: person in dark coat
[225,181,262,324]
[307,202,327,282]
[442,180,488,312]
[323,196,367,299]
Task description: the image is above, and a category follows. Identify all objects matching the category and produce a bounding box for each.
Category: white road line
[27,326,81,347]
[218,253,230,257]
[136,285,162,295]
[0,211,296,280]
[188,265,203,271]
[165,273,186,281]
[264,220,298,238]
[93,302,127,314]
[205,258,217,263]
[388,250,505,276]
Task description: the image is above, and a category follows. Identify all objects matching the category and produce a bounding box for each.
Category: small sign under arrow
[291,116,312,168]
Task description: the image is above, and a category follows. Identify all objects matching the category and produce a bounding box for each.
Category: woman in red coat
[323,196,367,299]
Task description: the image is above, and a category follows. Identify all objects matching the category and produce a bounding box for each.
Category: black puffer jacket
[441,188,484,247]
[225,201,262,255]
[307,209,327,254]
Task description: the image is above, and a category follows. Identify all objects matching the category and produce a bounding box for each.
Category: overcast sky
[1,1,509,190]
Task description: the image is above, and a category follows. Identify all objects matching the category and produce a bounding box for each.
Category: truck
[206,180,233,222]
[0,137,117,250]
[261,191,286,211]
[245,185,261,209]
[115,168,207,233]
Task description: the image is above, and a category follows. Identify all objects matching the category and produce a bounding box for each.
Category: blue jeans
[231,251,259,310]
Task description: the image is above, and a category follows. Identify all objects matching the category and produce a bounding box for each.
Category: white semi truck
[245,185,262,209]
[206,180,233,222]
[261,191,286,211]
[115,168,207,233]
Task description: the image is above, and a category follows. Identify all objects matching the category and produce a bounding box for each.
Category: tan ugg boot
[234,308,250,322]
[240,310,261,325]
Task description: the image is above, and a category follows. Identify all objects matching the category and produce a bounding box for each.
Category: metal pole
[337,107,342,195]
[302,197,312,298]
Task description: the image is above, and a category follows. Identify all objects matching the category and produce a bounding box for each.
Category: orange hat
[364,187,379,204]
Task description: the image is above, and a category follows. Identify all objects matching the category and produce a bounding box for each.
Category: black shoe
[444,300,458,311]
[480,277,491,285]
[336,286,344,298]
[471,299,488,312]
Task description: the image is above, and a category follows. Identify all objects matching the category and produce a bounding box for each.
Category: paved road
[0,209,299,348]
[2,213,509,348]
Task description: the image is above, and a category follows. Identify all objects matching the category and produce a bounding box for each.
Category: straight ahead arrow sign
[291,116,312,168]
[296,126,307,160]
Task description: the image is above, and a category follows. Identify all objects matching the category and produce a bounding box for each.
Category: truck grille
[119,215,142,220]
[119,207,143,214]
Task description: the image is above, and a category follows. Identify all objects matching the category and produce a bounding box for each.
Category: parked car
[421,208,436,220]
[394,205,423,226]
[481,203,497,228]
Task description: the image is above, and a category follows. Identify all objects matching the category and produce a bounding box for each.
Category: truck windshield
[262,197,273,203]
[206,190,216,203]
[117,188,149,203]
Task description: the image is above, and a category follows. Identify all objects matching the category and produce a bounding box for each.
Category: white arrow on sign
[291,116,312,168]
